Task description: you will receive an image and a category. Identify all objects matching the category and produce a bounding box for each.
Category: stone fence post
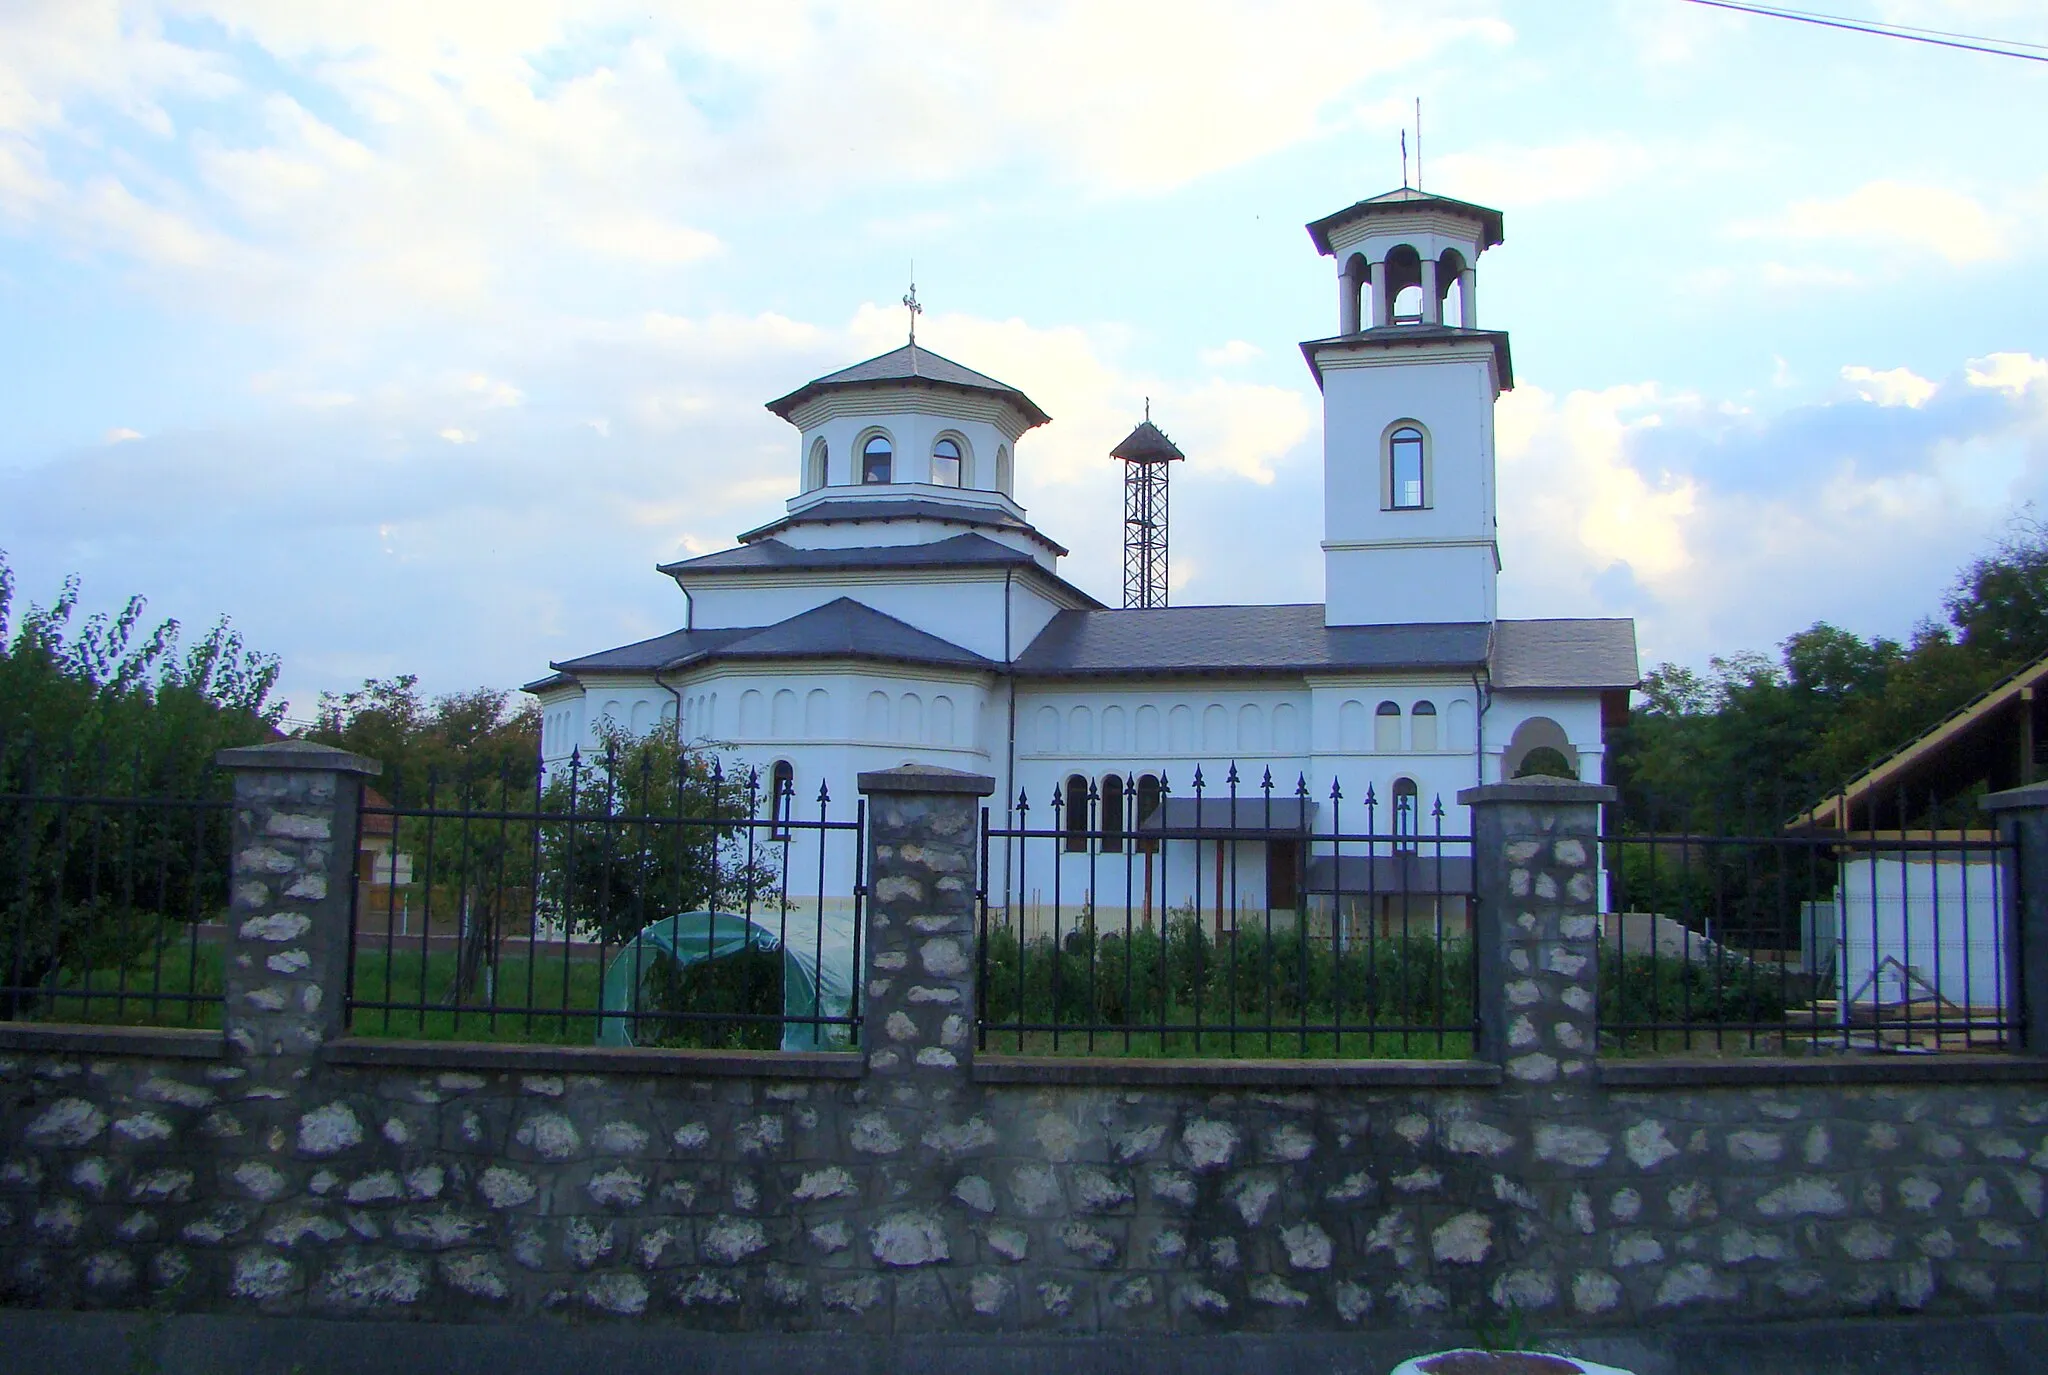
[857,766,995,1088]
[1980,781,2048,1054]
[1460,777,1615,1083]
[214,741,380,1068]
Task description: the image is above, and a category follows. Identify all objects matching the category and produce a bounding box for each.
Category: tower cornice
[1300,326,1512,393]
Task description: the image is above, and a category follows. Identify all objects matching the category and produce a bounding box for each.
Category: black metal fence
[348,746,865,1050]
[977,765,1477,1058]
[1599,789,2018,1053]
[0,750,232,1028]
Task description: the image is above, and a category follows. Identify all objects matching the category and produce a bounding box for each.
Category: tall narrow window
[1392,777,1419,853]
[1389,427,1425,509]
[1100,774,1126,854]
[1135,773,1162,855]
[805,438,828,491]
[862,435,893,484]
[1411,700,1438,752]
[996,445,1013,495]
[931,437,963,487]
[1064,773,1091,853]
[1374,700,1403,753]
[770,760,794,840]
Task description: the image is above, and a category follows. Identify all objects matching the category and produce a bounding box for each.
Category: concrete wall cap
[1980,780,2048,813]
[1458,777,1616,806]
[215,740,382,776]
[857,764,996,796]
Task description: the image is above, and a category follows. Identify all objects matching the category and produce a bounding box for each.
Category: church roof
[1014,606,1489,677]
[765,343,1052,428]
[736,498,1069,557]
[655,531,1104,607]
[530,597,993,689]
[1110,420,1185,463]
[1012,605,1637,685]
[1306,188,1506,256]
[532,603,1635,691]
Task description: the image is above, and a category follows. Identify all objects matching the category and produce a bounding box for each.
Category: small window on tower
[932,437,963,487]
[862,435,893,484]
[806,438,828,491]
[1389,426,1425,510]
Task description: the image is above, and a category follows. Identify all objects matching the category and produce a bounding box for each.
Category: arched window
[805,438,828,492]
[995,445,1013,495]
[1100,774,1126,854]
[1411,700,1438,752]
[1389,426,1426,510]
[1392,777,1419,853]
[861,434,893,485]
[1135,773,1162,855]
[931,437,963,487]
[1374,700,1403,753]
[769,760,795,840]
[1064,773,1091,853]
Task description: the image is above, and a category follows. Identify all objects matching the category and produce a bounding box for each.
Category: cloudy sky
[3,1,2046,717]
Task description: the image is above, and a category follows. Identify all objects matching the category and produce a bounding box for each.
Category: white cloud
[104,427,142,443]
[1199,340,1263,368]
[438,427,477,444]
[1966,351,2048,398]
[1429,137,1656,208]
[570,212,721,265]
[1733,180,2011,266]
[1842,364,1937,408]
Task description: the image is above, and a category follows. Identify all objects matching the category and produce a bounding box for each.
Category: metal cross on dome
[902,277,922,345]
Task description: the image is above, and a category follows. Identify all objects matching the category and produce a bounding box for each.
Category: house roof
[529,598,995,690]
[737,497,1068,555]
[1300,326,1514,392]
[1011,605,1637,686]
[1788,648,2048,833]
[1305,188,1506,257]
[1489,618,1640,691]
[530,601,1636,694]
[1110,419,1185,463]
[655,532,1104,608]
[765,343,1052,428]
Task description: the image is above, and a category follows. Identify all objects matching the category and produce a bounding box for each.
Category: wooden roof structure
[1788,649,2048,834]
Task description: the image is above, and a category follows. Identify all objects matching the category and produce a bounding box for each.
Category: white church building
[526,187,1637,932]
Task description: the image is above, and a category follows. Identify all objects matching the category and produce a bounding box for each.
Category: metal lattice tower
[1111,406,1186,610]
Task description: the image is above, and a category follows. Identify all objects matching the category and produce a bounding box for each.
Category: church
[525,186,1637,926]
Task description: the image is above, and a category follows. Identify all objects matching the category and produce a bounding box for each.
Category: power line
[1680,0,2048,63]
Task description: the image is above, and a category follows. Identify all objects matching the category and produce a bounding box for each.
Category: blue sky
[2,1,2046,717]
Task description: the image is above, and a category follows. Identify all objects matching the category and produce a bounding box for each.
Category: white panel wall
[1320,348,1498,626]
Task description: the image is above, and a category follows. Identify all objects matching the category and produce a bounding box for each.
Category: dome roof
[766,342,1051,428]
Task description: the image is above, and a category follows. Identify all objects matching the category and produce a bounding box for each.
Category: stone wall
[1,757,2046,1336]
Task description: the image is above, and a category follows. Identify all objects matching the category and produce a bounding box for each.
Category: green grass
[12,927,789,1048]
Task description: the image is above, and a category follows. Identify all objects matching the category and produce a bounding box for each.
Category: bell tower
[1303,189,1512,627]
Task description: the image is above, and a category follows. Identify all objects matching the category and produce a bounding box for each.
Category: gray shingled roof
[532,601,1635,693]
[1110,420,1185,463]
[1306,188,1506,256]
[535,598,993,686]
[660,532,1036,576]
[765,343,1051,428]
[1013,605,1490,678]
[655,532,1105,609]
[738,497,1065,555]
[1012,605,1637,688]
[1489,618,1639,691]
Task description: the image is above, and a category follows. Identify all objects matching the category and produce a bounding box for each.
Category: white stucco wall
[681,575,1071,664]
[1319,344,1500,627]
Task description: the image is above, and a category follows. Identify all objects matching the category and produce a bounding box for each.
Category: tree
[0,553,282,1019]
[537,724,784,949]
[304,677,542,999]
